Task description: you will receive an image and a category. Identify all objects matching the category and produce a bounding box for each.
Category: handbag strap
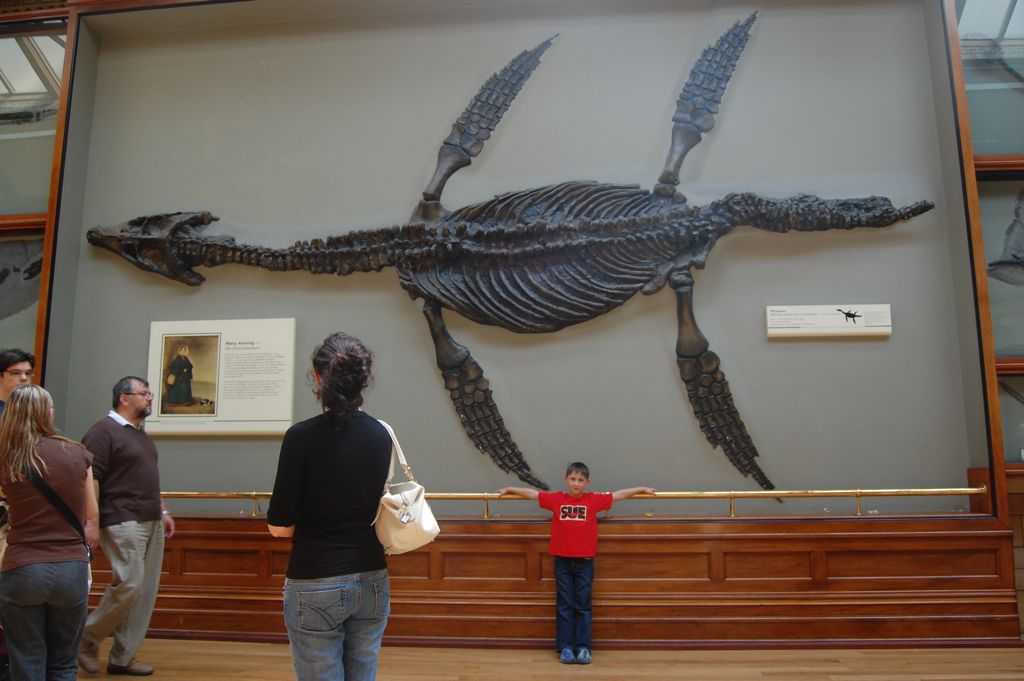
[377,419,415,484]
[24,466,86,541]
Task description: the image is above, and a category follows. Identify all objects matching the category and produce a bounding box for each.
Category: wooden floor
[79,639,1024,680]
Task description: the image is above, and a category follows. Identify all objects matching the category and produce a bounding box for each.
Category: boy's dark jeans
[554,556,594,651]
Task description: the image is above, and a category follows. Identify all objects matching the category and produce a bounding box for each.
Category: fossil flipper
[988,187,1024,286]
[654,13,757,200]
[422,300,548,489]
[674,281,773,490]
[413,36,556,221]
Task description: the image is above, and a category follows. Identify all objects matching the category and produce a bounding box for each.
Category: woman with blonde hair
[0,384,98,681]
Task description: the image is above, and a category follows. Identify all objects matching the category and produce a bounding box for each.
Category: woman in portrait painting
[165,345,194,406]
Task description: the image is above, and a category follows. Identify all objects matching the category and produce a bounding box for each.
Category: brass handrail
[162,486,987,519]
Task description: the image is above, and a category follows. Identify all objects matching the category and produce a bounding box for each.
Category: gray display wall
[45,0,985,516]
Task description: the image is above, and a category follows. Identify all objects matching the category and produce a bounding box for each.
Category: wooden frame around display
[945,0,1024,469]
[0,213,45,232]
[0,15,69,381]
[40,0,1008,514]
[940,0,1011,510]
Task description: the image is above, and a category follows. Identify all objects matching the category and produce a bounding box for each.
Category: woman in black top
[268,332,392,681]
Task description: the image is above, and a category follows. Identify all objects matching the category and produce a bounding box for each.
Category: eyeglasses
[124,391,154,398]
[3,370,33,378]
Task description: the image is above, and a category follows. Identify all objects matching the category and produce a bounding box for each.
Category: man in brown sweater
[77,376,174,677]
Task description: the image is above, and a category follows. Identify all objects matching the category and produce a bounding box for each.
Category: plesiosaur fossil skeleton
[86,14,933,490]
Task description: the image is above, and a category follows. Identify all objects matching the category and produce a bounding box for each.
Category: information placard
[145,318,295,435]
[766,304,892,339]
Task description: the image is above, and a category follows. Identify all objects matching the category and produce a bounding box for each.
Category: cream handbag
[372,420,440,555]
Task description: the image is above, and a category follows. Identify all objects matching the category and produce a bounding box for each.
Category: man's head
[112,376,153,423]
[0,348,35,402]
[564,461,591,498]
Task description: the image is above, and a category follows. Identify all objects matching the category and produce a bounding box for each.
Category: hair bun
[311,332,373,425]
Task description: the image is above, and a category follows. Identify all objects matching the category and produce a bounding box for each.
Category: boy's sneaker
[575,647,592,664]
[559,648,576,664]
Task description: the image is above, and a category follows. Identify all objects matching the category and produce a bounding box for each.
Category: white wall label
[145,318,296,435]
[766,304,892,339]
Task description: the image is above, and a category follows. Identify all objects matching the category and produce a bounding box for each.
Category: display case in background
[998,376,1024,462]
[0,22,65,354]
[980,181,1024,357]
[959,0,1024,156]
[958,1,1024,464]
[0,231,43,350]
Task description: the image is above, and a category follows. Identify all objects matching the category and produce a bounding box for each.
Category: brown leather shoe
[107,659,155,676]
[77,642,100,675]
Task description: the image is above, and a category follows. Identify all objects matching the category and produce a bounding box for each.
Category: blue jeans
[283,568,390,681]
[0,561,89,681]
[554,556,594,651]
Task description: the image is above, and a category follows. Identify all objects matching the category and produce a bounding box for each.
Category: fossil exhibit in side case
[988,187,1024,286]
[86,14,933,490]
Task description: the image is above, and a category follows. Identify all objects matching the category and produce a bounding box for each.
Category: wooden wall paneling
[84,517,1020,647]
[1001,469,1024,632]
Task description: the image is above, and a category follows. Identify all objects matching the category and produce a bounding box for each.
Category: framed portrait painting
[145,318,295,435]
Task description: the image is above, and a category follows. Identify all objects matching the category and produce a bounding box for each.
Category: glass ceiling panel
[0,38,42,94]
[36,36,65,78]
[960,1,1011,39]
[1007,3,1024,39]
[0,25,66,214]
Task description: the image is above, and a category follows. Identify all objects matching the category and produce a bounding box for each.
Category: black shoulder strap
[24,466,85,540]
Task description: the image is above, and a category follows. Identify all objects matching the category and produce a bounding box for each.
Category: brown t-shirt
[82,416,161,527]
[2,437,92,572]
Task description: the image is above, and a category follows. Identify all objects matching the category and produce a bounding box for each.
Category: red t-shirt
[537,491,613,558]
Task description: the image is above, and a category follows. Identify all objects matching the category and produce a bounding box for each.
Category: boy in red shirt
[499,462,654,664]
